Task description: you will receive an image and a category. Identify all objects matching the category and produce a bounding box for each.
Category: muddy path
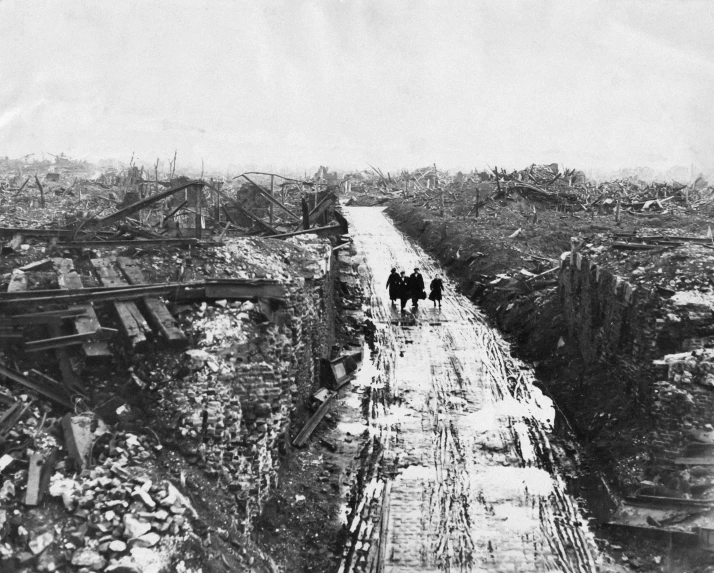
[338,207,606,573]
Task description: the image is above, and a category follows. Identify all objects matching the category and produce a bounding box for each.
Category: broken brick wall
[559,252,659,409]
[161,239,336,531]
[232,246,336,520]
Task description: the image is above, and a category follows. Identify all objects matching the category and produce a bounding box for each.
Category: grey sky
[1,0,712,173]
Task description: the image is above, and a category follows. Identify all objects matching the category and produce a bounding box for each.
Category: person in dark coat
[386,268,401,303]
[398,271,410,311]
[429,275,444,308]
[409,268,425,308]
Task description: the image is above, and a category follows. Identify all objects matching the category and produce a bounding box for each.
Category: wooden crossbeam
[116,257,187,346]
[93,180,203,228]
[0,362,73,409]
[25,330,113,352]
[264,223,343,240]
[231,201,279,235]
[0,279,286,307]
[53,238,199,249]
[91,257,151,347]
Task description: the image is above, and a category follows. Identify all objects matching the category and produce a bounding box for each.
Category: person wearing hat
[386,268,401,304]
[409,267,425,308]
[398,271,410,311]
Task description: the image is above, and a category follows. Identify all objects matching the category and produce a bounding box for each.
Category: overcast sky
[1,0,712,174]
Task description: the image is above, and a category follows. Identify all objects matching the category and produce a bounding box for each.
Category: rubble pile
[0,160,341,573]
[0,404,195,573]
[346,163,714,221]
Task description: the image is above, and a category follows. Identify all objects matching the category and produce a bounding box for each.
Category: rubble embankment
[386,200,714,497]
[0,234,341,572]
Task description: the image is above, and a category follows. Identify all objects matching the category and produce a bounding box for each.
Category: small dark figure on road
[399,271,410,312]
[429,275,444,308]
[386,268,401,304]
[409,268,425,308]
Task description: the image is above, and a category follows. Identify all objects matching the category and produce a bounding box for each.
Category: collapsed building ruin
[0,160,360,572]
[3,156,714,570]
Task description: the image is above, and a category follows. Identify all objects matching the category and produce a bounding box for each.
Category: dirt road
[338,208,603,573]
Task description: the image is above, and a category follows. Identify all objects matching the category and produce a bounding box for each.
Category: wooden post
[194,184,202,239]
[212,179,220,223]
[269,175,274,225]
[35,175,45,208]
[301,196,310,230]
[494,166,501,195]
[475,189,480,217]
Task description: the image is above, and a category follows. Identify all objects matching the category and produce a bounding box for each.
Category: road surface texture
[337,208,604,573]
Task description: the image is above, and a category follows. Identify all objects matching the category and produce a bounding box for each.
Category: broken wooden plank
[203,281,286,300]
[25,330,113,352]
[2,234,23,254]
[18,258,53,272]
[0,402,23,435]
[0,227,114,238]
[116,257,187,346]
[0,362,72,409]
[90,257,151,347]
[24,453,44,506]
[292,395,335,447]
[53,238,199,250]
[93,180,204,228]
[23,449,58,507]
[611,242,675,251]
[264,223,344,240]
[52,258,112,358]
[7,270,27,293]
[0,279,286,307]
[0,307,87,327]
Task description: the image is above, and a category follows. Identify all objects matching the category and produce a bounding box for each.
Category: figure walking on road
[409,268,425,309]
[429,275,444,309]
[399,271,410,312]
[386,268,401,304]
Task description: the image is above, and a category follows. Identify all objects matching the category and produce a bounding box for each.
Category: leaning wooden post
[35,175,45,208]
[269,175,274,225]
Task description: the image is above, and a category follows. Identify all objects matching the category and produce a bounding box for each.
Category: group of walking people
[386,267,444,311]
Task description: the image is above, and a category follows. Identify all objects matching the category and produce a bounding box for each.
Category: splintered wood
[90,257,151,348]
[52,258,111,358]
[116,257,186,346]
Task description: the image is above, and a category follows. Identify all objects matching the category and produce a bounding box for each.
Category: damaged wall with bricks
[153,238,336,531]
[559,252,659,406]
[560,251,714,459]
